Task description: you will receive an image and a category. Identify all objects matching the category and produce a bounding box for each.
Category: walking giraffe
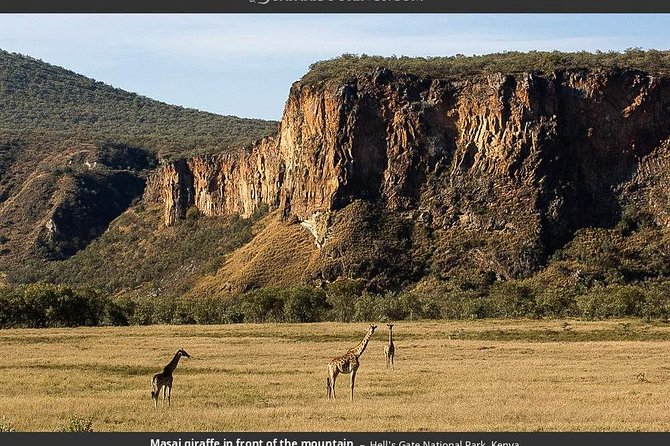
[384,323,395,370]
[326,324,377,401]
[151,348,190,408]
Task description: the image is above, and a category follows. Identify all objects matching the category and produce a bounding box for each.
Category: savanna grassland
[2,320,670,432]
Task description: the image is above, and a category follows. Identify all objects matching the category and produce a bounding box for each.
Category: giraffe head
[387,323,394,329]
[369,324,377,333]
[178,348,191,358]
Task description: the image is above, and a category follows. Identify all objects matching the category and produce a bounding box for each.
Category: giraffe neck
[164,352,181,374]
[351,330,374,358]
[388,329,393,344]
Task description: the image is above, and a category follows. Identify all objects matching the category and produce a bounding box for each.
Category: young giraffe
[384,323,395,370]
[151,348,190,408]
[326,324,377,401]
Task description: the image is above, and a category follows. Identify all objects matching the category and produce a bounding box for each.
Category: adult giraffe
[326,324,377,400]
[151,348,191,408]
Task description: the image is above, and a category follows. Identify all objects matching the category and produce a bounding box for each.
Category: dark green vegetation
[4,274,670,329]
[0,49,277,158]
[303,48,670,84]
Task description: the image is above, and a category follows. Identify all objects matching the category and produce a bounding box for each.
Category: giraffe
[326,324,377,401]
[384,323,395,370]
[151,348,190,408]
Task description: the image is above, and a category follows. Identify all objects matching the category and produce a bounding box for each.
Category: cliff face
[145,68,670,283]
[144,138,282,225]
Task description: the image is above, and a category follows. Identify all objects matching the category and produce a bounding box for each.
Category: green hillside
[0,50,278,273]
[0,49,278,159]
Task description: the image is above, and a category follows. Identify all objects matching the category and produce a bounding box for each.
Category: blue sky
[0,14,668,120]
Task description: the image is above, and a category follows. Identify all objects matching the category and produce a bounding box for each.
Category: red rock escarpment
[144,68,670,273]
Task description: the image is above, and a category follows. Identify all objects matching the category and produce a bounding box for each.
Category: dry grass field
[2,319,670,431]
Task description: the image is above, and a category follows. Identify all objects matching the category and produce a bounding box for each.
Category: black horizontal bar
[3,432,670,446]
[2,0,670,13]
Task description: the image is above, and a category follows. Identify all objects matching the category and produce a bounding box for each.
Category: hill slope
[0,50,278,273]
[0,49,277,158]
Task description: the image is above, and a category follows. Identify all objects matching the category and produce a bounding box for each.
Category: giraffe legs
[166,384,172,406]
[350,369,357,401]
[151,375,160,408]
[327,366,339,400]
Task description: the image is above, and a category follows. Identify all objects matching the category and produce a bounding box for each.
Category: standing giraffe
[326,324,377,401]
[151,348,191,408]
[384,323,395,370]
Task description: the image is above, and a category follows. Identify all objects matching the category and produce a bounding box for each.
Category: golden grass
[192,215,320,294]
[2,319,670,431]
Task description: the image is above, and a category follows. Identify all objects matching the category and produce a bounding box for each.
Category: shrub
[488,281,537,318]
[436,290,491,319]
[400,292,442,320]
[0,283,115,328]
[533,284,578,318]
[0,415,15,432]
[103,297,132,326]
[240,288,285,323]
[282,286,330,323]
[576,284,646,319]
[56,415,93,432]
[372,293,406,321]
[303,50,670,85]
[353,292,382,322]
[326,278,365,322]
[128,294,155,325]
[175,295,230,324]
[185,206,200,221]
[640,282,670,320]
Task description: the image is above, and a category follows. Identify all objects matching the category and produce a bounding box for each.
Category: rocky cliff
[145,68,670,288]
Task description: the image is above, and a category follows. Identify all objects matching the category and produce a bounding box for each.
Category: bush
[185,206,200,221]
[436,289,491,319]
[640,282,670,320]
[353,293,382,322]
[576,284,646,319]
[0,416,15,432]
[488,281,537,318]
[241,288,285,323]
[175,295,231,324]
[282,286,330,323]
[326,278,365,322]
[103,297,132,326]
[303,50,670,85]
[56,415,93,432]
[344,290,444,322]
[533,284,578,318]
[0,283,117,328]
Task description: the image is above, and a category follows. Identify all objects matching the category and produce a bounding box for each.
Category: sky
[0,14,668,120]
